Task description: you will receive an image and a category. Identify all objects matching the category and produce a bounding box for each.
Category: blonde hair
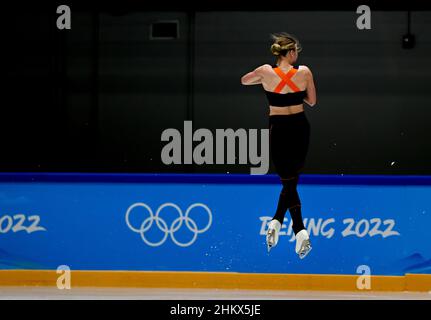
[270,32,302,57]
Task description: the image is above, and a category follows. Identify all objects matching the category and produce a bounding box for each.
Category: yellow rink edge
[0,270,430,292]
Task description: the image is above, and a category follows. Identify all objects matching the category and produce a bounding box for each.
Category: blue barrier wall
[0,173,430,276]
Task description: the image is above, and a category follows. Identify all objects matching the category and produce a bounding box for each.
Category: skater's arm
[303,66,317,107]
[241,65,268,85]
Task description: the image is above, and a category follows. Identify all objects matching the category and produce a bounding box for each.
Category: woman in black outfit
[241,32,317,259]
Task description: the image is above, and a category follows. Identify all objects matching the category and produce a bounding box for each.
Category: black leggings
[269,112,310,235]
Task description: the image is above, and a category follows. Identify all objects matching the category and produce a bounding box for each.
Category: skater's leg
[272,174,305,235]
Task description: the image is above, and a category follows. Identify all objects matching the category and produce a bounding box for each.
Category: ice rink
[1,287,430,300]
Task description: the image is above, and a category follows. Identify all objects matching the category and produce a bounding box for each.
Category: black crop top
[264,65,307,107]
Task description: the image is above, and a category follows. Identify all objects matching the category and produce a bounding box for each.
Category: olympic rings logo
[125,202,212,247]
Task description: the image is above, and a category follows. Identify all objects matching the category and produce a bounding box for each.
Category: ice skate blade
[266,228,276,253]
[298,245,312,260]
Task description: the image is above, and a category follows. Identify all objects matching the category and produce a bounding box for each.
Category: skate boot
[295,229,312,259]
[266,219,281,252]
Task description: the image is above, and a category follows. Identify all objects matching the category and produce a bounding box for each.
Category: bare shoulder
[255,64,272,74]
[299,65,314,76]
[298,65,312,73]
[259,63,273,69]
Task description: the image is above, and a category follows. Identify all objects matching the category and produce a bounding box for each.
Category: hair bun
[271,43,281,56]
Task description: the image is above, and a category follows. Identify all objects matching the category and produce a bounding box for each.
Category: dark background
[3,2,431,175]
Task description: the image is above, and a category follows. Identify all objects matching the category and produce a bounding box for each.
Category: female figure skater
[240,33,317,259]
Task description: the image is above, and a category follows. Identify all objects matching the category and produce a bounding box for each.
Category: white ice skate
[295,229,312,259]
[266,219,281,252]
